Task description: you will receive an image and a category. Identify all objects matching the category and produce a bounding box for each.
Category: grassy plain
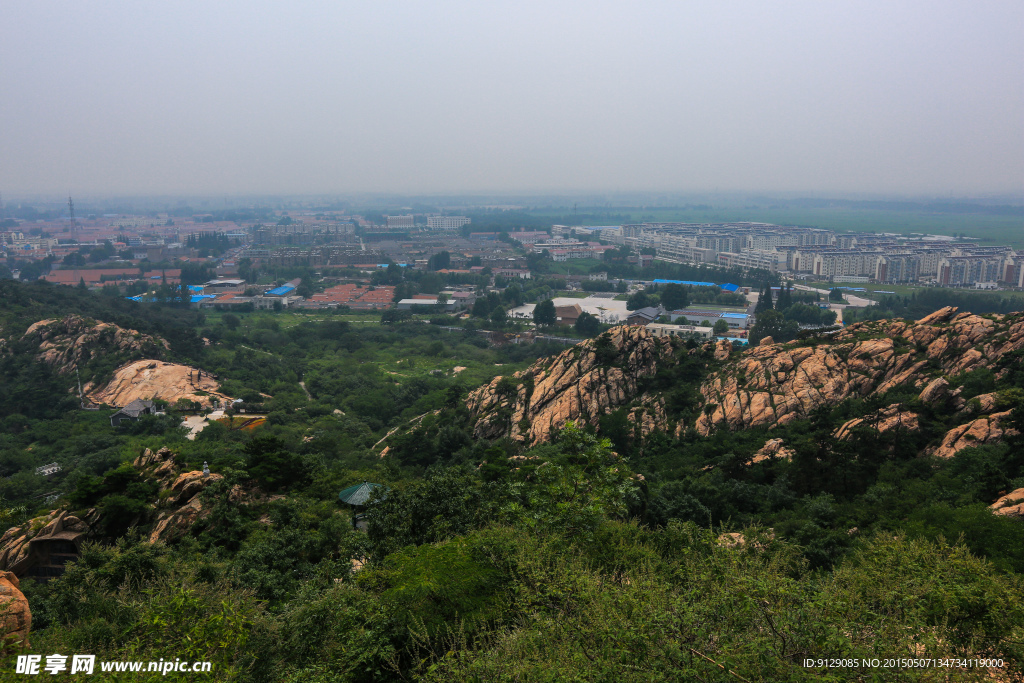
[850,283,1024,302]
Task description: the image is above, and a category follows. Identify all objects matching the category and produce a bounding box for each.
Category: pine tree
[777,284,792,311]
[755,282,774,314]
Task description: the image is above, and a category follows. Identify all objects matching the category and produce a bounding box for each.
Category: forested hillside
[0,280,1023,681]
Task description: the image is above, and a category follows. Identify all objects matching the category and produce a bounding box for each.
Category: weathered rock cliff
[22,315,168,375]
[750,438,795,464]
[0,572,30,651]
[0,447,230,570]
[991,488,1024,518]
[0,510,93,575]
[132,447,226,544]
[695,308,1024,435]
[833,404,920,441]
[931,412,1016,459]
[466,325,675,444]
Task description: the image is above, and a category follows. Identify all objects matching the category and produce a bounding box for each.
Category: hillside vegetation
[0,280,1023,680]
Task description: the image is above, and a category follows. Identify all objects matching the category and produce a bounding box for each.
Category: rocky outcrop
[918,377,949,405]
[0,447,227,564]
[149,494,208,544]
[0,572,30,651]
[718,530,775,550]
[135,447,281,543]
[466,326,675,444]
[932,412,1016,459]
[89,360,233,408]
[696,337,913,435]
[750,438,795,464]
[713,339,733,361]
[133,447,225,544]
[962,392,1001,415]
[23,315,168,375]
[834,404,920,441]
[696,309,1024,435]
[990,488,1024,518]
[627,394,669,439]
[134,446,179,482]
[0,510,92,575]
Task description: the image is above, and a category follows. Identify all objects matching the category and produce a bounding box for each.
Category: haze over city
[2,1,1022,199]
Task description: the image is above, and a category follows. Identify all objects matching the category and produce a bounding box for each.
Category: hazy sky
[2,1,1022,197]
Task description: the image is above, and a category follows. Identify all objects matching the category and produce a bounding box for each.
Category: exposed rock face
[466,325,675,444]
[627,394,669,439]
[0,447,243,570]
[990,488,1024,518]
[0,571,30,651]
[932,412,1016,459]
[0,510,91,575]
[918,377,949,405]
[23,315,168,375]
[713,339,733,361]
[89,359,232,408]
[750,438,795,464]
[718,530,775,549]
[149,495,208,544]
[696,308,1024,435]
[132,447,225,544]
[169,471,225,507]
[134,446,278,543]
[134,447,182,487]
[834,404,920,441]
[963,392,1001,415]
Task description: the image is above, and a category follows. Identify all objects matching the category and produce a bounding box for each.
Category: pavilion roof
[338,481,385,506]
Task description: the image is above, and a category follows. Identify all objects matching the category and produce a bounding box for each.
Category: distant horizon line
[3,190,1022,207]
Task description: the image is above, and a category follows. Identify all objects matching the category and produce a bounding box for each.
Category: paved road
[535,334,585,345]
[182,412,222,440]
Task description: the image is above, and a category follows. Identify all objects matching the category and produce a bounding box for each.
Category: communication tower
[68,195,76,241]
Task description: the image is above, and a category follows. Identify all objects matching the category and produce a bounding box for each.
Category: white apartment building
[657,235,715,264]
[599,227,624,244]
[810,250,884,279]
[875,255,921,283]
[716,249,787,272]
[386,215,415,229]
[427,215,470,230]
[937,256,1005,286]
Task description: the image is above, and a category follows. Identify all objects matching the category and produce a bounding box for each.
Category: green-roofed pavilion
[338,482,384,506]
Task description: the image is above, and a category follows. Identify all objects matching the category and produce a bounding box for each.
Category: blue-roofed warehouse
[653,279,718,288]
[265,284,296,297]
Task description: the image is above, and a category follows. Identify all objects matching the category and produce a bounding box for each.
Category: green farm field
[853,283,1024,302]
